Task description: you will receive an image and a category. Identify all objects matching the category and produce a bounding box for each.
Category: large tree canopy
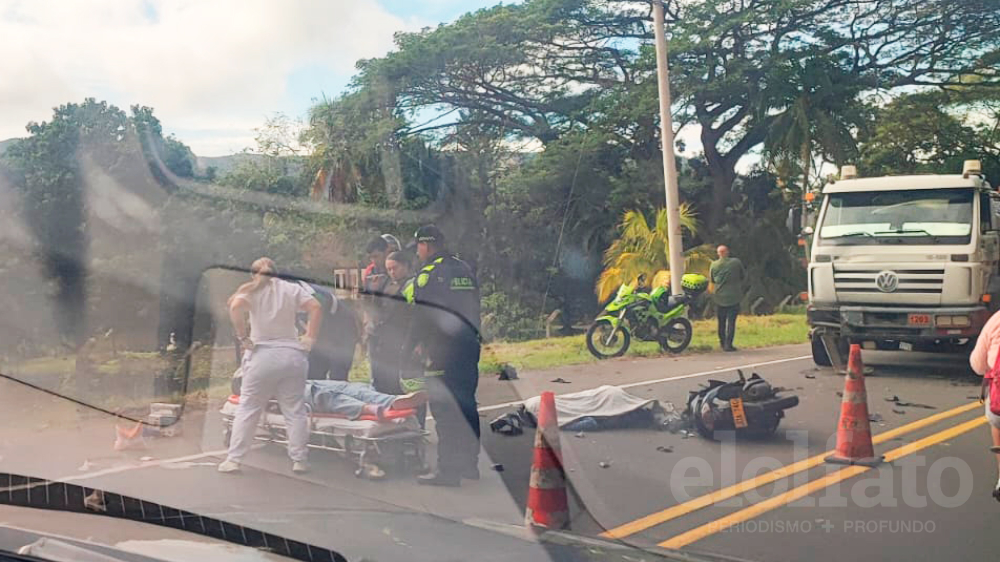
[1,100,196,346]
[294,0,999,327]
[858,90,1000,184]
[310,0,1000,228]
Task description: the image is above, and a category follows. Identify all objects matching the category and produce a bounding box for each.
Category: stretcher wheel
[355,463,386,480]
[411,441,429,474]
[390,445,408,472]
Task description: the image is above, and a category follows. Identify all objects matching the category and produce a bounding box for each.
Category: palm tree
[303,86,401,205]
[765,58,861,199]
[596,206,715,302]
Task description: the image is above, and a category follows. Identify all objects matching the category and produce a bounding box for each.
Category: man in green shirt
[710,245,747,352]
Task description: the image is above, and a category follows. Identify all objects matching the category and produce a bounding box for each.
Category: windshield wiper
[0,473,345,562]
[874,229,940,241]
[829,231,875,239]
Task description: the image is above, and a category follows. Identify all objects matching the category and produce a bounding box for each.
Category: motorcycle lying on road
[586,273,708,359]
[686,370,800,440]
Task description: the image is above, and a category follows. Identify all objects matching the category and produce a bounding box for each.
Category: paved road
[1,343,996,562]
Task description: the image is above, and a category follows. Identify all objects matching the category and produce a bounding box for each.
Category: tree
[391,0,999,228]
[2,100,211,363]
[670,0,1000,229]
[295,0,1000,323]
[131,105,198,181]
[764,56,862,196]
[303,90,406,205]
[220,114,310,197]
[858,91,1000,183]
[2,99,146,346]
[162,136,196,178]
[368,0,648,142]
[595,206,714,302]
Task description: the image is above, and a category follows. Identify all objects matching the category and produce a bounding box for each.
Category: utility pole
[651,0,685,294]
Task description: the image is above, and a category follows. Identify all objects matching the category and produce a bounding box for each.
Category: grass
[7,352,166,377]
[4,314,807,397]
[479,313,808,374]
[8,356,77,376]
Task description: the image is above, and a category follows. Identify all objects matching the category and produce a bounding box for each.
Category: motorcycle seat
[655,294,684,313]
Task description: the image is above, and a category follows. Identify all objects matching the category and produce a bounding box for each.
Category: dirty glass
[1,1,999,562]
[819,189,975,244]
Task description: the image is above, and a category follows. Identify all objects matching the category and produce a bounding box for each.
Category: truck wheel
[811,335,832,367]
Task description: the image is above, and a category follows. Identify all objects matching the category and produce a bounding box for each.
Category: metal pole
[651,0,685,295]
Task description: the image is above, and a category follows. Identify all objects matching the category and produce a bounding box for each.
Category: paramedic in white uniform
[218,257,322,474]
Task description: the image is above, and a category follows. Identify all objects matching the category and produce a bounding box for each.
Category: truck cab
[807,161,1000,366]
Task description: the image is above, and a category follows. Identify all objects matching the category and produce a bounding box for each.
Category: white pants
[226,346,309,463]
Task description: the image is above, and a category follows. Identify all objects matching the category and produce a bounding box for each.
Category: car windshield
[819,189,975,245]
[1,2,999,562]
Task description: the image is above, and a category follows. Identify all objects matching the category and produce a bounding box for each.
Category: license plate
[908,314,931,326]
[730,398,748,429]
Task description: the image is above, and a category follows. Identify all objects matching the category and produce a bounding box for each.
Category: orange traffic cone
[825,344,882,466]
[114,419,146,451]
[525,391,569,531]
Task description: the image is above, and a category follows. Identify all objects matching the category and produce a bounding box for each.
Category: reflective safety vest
[407,253,481,370]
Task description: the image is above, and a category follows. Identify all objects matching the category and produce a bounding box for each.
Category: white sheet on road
[522,384,657,427]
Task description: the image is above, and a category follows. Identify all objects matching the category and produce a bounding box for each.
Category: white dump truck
[807,160,999,366]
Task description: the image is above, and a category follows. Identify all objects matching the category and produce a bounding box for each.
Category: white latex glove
[300,335,316,352]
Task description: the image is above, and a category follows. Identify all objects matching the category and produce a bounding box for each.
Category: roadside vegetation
[0,0,996,399]
[6,313,807,401]
[479,313,808,373]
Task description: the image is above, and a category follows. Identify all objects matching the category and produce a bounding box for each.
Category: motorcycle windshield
[616,284,634,300]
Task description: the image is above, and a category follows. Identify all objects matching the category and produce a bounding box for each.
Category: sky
[0,0,502,156]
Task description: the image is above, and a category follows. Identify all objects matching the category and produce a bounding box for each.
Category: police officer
[407,225,481,486]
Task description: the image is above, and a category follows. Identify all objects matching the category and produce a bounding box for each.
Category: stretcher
[219,395,428,479]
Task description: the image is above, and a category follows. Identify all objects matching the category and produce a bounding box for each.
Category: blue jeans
[305,380,398,419]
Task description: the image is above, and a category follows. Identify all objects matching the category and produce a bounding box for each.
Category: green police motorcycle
[586,273,708,359]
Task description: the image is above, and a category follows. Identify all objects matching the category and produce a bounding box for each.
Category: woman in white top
[218,257,322,474]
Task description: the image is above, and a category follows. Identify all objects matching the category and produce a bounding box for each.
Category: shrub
[480,291,544,342]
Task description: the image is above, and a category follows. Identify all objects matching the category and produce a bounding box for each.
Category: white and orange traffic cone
[525,391,569,531]
[114,419,146,451]
[825,344,882,466]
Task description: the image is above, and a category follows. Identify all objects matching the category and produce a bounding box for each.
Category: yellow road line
[659,416,987,549]
[600,400,980,539]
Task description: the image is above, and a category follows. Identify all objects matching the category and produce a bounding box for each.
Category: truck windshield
[819,188,974,245]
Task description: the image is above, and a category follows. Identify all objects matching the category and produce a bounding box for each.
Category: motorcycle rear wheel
[586,320,630,359]
[659,317,693,354]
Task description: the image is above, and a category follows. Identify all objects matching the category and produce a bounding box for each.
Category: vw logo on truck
[876,271,899,293]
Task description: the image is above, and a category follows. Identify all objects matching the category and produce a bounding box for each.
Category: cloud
[0,0,421,155]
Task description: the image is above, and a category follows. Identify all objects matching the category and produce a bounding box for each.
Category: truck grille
[833,268,944,294]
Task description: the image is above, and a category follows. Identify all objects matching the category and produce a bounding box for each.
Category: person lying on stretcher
[305,380,426,420]
[232,374,426,421]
